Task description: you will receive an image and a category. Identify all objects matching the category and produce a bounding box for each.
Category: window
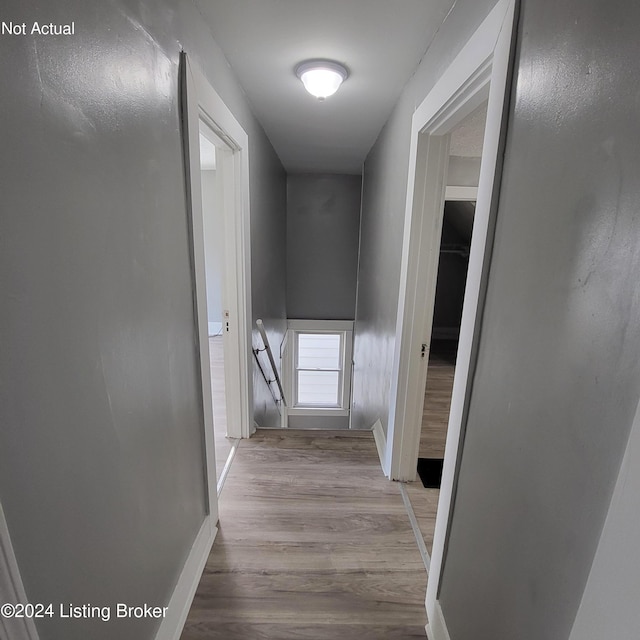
[284,320,353,417]
[296,332,343,407]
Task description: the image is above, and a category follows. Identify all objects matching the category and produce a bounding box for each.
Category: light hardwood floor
[418,345,456,459]
[181,430,428,639]
[407,341,457,556]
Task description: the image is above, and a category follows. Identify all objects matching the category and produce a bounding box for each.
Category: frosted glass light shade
[296,61,348,100]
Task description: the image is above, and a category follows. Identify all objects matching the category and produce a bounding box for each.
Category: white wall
[447,156,481,186]
[201,169,224,334]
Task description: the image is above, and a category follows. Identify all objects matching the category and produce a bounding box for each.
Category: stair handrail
[255,319,287,407]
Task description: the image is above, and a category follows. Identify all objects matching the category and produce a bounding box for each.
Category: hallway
[181,430,428,639]
[2,2,639,640]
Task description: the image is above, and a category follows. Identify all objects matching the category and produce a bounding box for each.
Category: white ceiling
[195,0,455,174]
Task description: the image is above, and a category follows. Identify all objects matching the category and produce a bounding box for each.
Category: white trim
[286,408,350,417]
[287,319,354,332]
[342,330,353,412]
[281,330,293,426]
[216,438,240,495]
[372,419,387,473]
[154,517,216,640]
[208,321,223,336]
[387,132,451,480]
[181,54,219,519]
[445,185,478,201]
[398,483,431,572]
[426,601,452,640]
[381,0,517,624]
[282,320,354,426]
[182,52,253,448]
[0,502,39,640]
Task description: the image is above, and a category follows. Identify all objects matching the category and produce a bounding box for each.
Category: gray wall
[568,397,640,640]
[439,1,640,638]
[354,0,640,637]
[250,123,287,428]
[351,0,499,431]
[286,174,362,320]
[0,0,285,638]
[201,169,223,332]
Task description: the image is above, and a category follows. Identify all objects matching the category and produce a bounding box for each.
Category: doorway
[381,1,517,636]
[407,102,487,551]
[417,201,476,454]
[198,122,239,491]
[181,53,254,508]
[400,105,488,586]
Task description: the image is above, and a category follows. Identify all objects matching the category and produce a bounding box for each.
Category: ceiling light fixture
[295,60,348,100]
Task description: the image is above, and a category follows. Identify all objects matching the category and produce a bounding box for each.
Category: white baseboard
[154,516,216,640]
[208,321,223,336]
[426,601,452,640]
[216,439,239,495]
[0,501,39,640]
[372,419,387,476]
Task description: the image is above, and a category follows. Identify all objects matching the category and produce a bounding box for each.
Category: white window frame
[295,332,345,409]
[284,320,353,421]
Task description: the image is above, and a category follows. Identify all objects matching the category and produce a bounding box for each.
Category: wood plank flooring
[408,341,457,556]
[418,344,456,459]
[181,430,428,639]
[402,484,440,558]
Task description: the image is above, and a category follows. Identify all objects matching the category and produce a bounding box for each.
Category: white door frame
[181,52,253,508]
[382,1,517,636]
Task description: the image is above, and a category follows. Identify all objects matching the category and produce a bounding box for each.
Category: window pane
[297,333,341,370]
[297,370,339,406]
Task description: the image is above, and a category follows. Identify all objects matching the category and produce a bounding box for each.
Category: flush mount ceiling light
[295,60,348,100]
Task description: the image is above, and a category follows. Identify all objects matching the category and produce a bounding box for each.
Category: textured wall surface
[286,174,362,321]
[439,1,640,638]
[0,1,285,638]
